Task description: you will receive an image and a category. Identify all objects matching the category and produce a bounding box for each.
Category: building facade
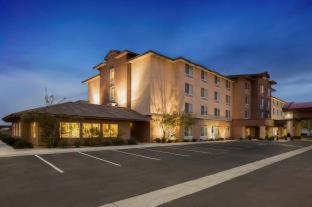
[85,50,233,141]
[3,49,291,145]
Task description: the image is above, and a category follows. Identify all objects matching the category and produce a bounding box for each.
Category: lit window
[185,103,193,113]
[60,122,80,138]
[184,127,192,137]
[245,82,249,89]
[103,124,118,138]
[245,95,249,104]
[201,127,208,137]
[201,71,208,82]
[201,105,208,116]
[185,83,193,96]
[201,88,208,99]
[12,122,21,137]
[185,64,193,78]
[31,122,38,139]
[82,123,101,138]
[109,68,115,84]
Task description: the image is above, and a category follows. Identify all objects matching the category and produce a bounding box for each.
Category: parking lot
[1,140,312,207]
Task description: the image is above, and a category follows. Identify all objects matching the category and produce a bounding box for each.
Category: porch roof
[2,101,149,122]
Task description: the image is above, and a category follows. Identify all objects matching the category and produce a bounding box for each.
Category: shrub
[58,139,68,148]
[13,140,33,149]
[192,138,197,142]
[84,139,97,146]
[291,136,301,140]
[1,137,18,146]
[267,136,275,141]
[112,138,124,145]
[101,139,113,146]
[74,140,81,148]
[216,138,225,141]
[154,138,161,143]
[127,138,138,145]
[161,138,167,143]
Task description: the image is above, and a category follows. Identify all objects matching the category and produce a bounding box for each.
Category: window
[12,122,21,137]
[226,110,231,118]
[226,80,231,90]
[201,105,208,116]
[201,88,208,99]
[277,110,279,116]
[261,111,264,119]
[184,127,192,137]
[185,64,193,78]
[260,99,264,109]
[267,88,271,97]
[245,95,250,105]
[244,110,249,119]
[214,108,220,117]
[201,71,208,82]
[31,122,38,139]
[109,68,115,84]
[82,123,101,138]
[214,76,220,86]
[109,86,116,101]
[214,91,220,102]
[103,124,118,138]
[201,127,208,137]
[273,108,275,115]
[226,95,231,105]
[185,103,193,113]
[245,82,250,90]
[260,85,264,94]
[185,83,193,96]
[60,122,80,138]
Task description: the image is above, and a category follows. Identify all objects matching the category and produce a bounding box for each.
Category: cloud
[0,69,86,124]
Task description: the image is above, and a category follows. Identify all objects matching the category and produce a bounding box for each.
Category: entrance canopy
[283,102,312,120]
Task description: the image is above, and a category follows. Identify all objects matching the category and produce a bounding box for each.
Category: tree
[155,111,195,141]
[44,87,66,105]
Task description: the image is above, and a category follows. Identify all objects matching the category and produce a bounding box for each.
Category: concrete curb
[0,140,236,158]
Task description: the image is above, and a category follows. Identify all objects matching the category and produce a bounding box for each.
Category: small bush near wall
[127,138,138,145]
[0,132,33,149]
[112,138,124,145]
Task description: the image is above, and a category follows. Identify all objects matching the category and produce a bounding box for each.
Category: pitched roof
[283,102,312,111]
[2,101,149,122]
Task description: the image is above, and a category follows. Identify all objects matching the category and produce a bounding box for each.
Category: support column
[294,121,302,137]
[286,120,294,137]
[259,126,266,139]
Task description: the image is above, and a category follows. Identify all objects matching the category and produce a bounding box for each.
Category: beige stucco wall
[271,97,286,120]
[87,76,100,104]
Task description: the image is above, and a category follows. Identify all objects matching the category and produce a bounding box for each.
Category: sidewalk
[0,140,236,158]
[0,140,15,153]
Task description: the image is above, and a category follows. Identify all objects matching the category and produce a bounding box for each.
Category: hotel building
[3,49,289,145]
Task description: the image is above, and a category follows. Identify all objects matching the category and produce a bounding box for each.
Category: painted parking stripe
[189,146,228,152]
[113,150,161,161]
[34,155,64,174]
[99,145,312,207]
[140,148,190,157]
[78,152,121,167]
[165,147,212,154]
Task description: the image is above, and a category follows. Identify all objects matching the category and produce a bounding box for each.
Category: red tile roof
[283,102,312,111]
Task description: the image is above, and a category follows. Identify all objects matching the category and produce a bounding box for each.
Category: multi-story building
[87,50,233,141]
[228,72,286,139]
[3,49,290,145]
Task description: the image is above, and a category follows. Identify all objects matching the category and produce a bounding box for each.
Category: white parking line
[140,148,190,157]
[113,150,161,161]
[99,145,312,207]
[165,147,212,154]
[78,152,121,167]
[194,146,229,152]
[34,155,64,174]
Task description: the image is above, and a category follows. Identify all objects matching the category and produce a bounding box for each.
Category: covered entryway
[283,102,312,137]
